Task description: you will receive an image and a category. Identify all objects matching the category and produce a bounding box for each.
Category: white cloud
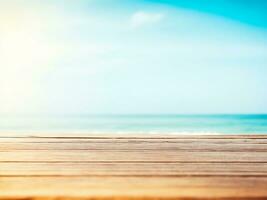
[130,11,164,29]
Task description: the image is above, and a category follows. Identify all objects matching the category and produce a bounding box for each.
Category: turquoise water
[0,115,267,134]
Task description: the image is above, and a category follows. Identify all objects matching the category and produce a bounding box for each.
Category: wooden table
[0,135,267,199]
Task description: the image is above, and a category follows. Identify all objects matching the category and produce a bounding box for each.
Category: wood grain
[0,135,267,200]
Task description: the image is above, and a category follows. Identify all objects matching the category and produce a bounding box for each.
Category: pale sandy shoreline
[1,131,267,138]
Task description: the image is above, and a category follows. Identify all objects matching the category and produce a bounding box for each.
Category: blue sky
[0,0,266,115]
[149,0,267,28]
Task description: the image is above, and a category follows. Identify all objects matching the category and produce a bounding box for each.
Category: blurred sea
[0,114,267,134]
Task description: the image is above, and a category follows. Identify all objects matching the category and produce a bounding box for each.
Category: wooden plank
[1,177,267,199]
[1,135,267,199]
[0,150,266,162]
[1,162,267,176]
[1,142,267,151]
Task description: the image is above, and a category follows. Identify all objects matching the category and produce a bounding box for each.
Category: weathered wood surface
[0,135,267,200]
